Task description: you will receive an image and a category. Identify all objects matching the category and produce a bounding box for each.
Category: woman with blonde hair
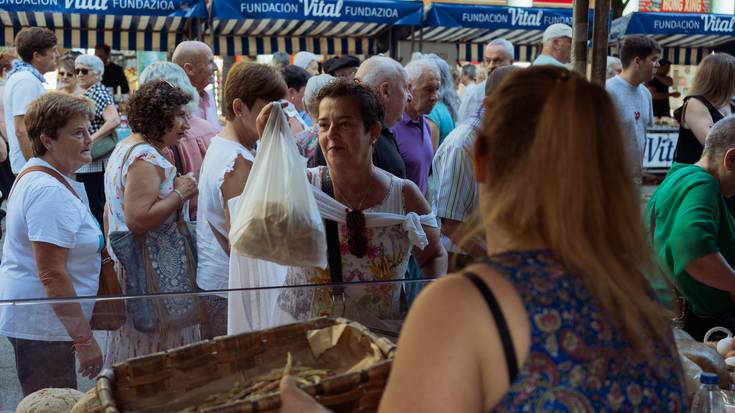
[56,53,81,95]
[280,66,685,412]
[674,53,735,163]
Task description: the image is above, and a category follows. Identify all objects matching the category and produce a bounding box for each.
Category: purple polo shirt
[391,112,434,194]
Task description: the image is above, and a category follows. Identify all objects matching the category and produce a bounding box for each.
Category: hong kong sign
[213,0,423,25]
[0,0,206,16]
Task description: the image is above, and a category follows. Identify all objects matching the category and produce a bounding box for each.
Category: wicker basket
[96,318,396,413]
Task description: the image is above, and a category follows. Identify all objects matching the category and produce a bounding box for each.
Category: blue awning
[414,3,580,46]
[609,12,734,65]
[208,0,422,56]
[0,0,206,51]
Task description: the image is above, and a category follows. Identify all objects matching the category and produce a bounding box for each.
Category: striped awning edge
[211,18,388,39]
[608,43,711,66]
[460,43,540,63]
[207,35,377,56]
[0,25,184,52]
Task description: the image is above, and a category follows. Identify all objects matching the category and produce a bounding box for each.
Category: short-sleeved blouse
[104,141,177,257]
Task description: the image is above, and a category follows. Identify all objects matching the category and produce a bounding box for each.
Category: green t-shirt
[427,102,455,146]
[647,162,735,317]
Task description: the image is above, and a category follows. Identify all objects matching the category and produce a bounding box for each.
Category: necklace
[332,170,373,212]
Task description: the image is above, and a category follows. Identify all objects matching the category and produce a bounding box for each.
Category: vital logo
[508,7,543,27]
[701,15,735,33]
[300,0,343,18]
[66,0,108,9]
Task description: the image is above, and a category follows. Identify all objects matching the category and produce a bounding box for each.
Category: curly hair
[25,92,94,157]
[315,78,384,132]
[128,80,192,143]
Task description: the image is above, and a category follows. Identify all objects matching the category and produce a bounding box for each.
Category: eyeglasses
[75,68,90,75]
[58,71,74,78]
[345,209,367,258]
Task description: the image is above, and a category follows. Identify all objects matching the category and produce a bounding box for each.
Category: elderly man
[606,35,660,183]
[392,59,440,196]
[458,38,513,122]
[313,56,408,179]
[648,116,735,340]
[533,23,572,67]
[607,56,623,80]
[433,65,520,271]
[172,40,221,131]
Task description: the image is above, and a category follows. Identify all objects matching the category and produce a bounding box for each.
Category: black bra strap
[463,271,519,384]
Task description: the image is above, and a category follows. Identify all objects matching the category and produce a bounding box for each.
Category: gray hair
[405,58,440,85]
[304,74,335,118]
[417,53,459,122]
[356,56,407,90]
[294,51,318,70]
[139,61,200,114]
[703,116,735,158]
[488,38,515,61]
[462,64,476,81]
[272,51,290,68]
[75,54,104,79]
[607,56,622,77]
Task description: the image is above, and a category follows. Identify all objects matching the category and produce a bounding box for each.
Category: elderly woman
[294,51,320,76]
[423,54,459,148]
[103,80,198,364]
[257,79,447,331]
[0,93,102,395]
[57,53,81,95]
[295,74,334,166]
[75,54,121,228]
[139,62,218,220]
[197,62,287,338]
[281,66,686,413]
[649,116,735,340]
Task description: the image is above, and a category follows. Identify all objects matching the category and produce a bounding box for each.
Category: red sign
[533,0,573,5]
[640,0,710,12]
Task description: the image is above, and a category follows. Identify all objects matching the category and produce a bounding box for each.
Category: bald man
[312,56,408,179]
[172,41,221,131]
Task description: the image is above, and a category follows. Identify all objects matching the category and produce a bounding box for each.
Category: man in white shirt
[3,28,57,174]
[172,41,222,132]
[458,38,514,122]
[606,36,660,183]
[533,23,572,68]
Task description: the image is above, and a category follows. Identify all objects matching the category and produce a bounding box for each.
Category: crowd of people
[1,21,735,411]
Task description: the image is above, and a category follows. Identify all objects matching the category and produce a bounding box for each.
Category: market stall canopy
[411,3,594,62]
[208,0,423,56]
[0,0,207,51]
[610,12,735,65]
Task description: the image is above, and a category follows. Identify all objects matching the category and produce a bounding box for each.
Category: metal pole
[590,0,611,85]
[571,0,590,76]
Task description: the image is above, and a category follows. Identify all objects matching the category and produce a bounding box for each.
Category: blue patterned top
[484,250,686,412]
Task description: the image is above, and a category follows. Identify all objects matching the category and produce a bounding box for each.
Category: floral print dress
[102,141,200,366]
[279,167,413,330]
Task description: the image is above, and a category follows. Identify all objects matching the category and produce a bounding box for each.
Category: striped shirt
[431,109,482,253]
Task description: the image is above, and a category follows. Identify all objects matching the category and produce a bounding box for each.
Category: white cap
[543,23,573,43]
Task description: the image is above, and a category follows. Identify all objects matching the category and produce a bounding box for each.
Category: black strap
[462,271,519,384]
[321,168,344,291]
[170,144,185,176]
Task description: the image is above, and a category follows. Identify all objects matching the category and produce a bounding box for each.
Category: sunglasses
[58,71,74,78]
[345,209,367,258]
[75,68,90,75]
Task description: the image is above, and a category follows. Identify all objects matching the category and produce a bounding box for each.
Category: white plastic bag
[229,103,327,268]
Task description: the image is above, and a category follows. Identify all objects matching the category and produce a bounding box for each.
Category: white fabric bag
[229,103,327,268]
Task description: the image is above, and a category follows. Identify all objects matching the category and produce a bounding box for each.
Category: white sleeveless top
[196,136,256,291]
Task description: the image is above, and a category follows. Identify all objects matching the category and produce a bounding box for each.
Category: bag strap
[169,144,185,176]
[321,168,344,289]
[118,142,148,199]
[9,165,81,201]
[462,270,519,384]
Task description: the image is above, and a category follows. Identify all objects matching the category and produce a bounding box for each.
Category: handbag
[90,130,119,161]
[9,165,126,330]
[89,247,127,330]
[108,142,202,333]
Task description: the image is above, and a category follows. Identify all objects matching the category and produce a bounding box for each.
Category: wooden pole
[571,0,590,76]
[590,0,611,85]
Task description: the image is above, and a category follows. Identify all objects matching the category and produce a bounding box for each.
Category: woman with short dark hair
[0,92,102,395]
[103,80,199,364]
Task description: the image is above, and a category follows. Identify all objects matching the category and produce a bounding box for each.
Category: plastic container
[116,114,131,140]
[692,372,726,412]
